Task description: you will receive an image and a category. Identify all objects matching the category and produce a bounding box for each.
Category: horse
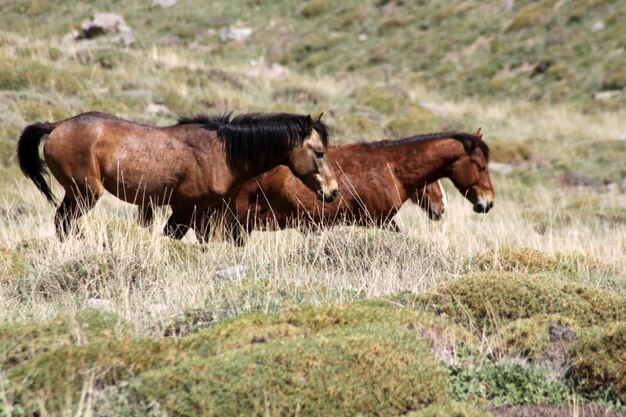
[17,111,338,240]
[200,129,493,244]
[410,180,447,221]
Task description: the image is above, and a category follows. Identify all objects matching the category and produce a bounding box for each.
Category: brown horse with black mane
[202,130,493,244]
[17,111,338,240]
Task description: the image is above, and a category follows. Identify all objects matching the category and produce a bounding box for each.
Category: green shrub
[402,273,626,333]
[507,5,547,32]
[475,247,564,275]
[9,338,178,416]
[486,140,534,164]
[567,321,626,403]
[474,246,622,284]
[377,14,408,34]
[352,85,409,115]
[300,0,329,18]
[493,314,577,362]
[7,302,455,416]
[0,309,132,368]
[448,362,569,406]
[0,58,82,94]
[181,302,422,353]
[602,66,626,90]
[135,324,448,416]
[386,105,440,137]
[13,98,68,122]
[332,111,384,142]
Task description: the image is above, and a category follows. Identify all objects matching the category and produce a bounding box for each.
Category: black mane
[177,112,329,170]
[365,131,490,161]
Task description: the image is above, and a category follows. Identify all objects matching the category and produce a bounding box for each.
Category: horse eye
[478,166,486,172]
[314,150,325,158]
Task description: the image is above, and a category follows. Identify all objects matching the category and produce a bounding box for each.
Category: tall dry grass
[1,168,623,335]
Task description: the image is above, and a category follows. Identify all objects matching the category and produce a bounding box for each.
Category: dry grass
[1,169,623,333]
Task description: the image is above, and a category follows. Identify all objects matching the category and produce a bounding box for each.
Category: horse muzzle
[317,189,338,203]
[428,205,445,221]
[473,200,494,213]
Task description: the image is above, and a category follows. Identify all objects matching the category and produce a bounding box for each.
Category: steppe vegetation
[0,0,624,415]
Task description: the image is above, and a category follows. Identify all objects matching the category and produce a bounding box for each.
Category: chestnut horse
[202,130,493,244]
[17,111,338,240]
[411,180,447,221]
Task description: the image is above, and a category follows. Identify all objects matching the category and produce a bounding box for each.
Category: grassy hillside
[0,0,625,416]
[1,0,625,105]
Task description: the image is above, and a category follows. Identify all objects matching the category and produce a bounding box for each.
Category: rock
[214,265,246,279]
[108,32,134,46]
[151,0,177,7]
[593,90,620,101]
[489,162,513,174]
[619,131,626,141]
[591,20,605,31]
[79,13,132,39]
[219,26,253,42]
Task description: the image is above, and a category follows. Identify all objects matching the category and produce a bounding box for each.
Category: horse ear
[471,127,482,148]
[316,112,324,122]
[303,115,313,132]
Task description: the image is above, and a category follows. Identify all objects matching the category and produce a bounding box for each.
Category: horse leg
[138,204,154,228]
[55,195,79,240]
[383,219,402,233]
[54,184,102,240]
[230,217,248,246]
[214,200,247,246]
[163,207,193,240]
[193,207,213,244]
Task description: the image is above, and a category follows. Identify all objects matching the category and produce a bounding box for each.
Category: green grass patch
[386,105,441,136]
[398,273,626,333]
[448,362,569,406]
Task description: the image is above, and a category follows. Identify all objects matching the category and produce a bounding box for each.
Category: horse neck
[377,138,464,196]
[232,152,288,188]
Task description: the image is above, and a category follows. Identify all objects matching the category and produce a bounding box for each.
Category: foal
[18,112,338,240]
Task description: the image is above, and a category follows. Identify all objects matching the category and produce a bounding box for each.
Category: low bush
[400,273,626,333]
[567,321,626,404]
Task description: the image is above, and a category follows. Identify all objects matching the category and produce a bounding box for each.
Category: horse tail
[17,122,58,205]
